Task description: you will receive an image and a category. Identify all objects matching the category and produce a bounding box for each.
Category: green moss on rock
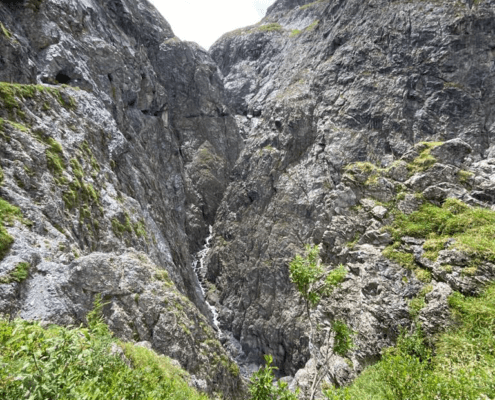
[0,198,23,262]
[0,262,31,284]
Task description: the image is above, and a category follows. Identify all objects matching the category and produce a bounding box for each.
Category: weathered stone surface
[2,0,495,397]
[206,0,495,394]
[0,0,245,396]
[430,139,472,168]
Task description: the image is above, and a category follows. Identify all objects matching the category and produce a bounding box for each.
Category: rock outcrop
[2,0,495,398]
[0,0,244,396]
[205,0,495,396]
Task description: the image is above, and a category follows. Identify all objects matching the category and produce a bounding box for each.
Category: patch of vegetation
[409,284,433,319]
[0,296,209,399]
[111,213,133,237]
[443,81,463,90]
[346,232,360,249]
[154,269,173,286]
[258,23,283,33]
[422,235,449,261]
[0,82,76,125]
[0,22,12,39]
[44,137,65,175]
[406,142,442,175]
[457,169,473,186]
[332,321,354,357]
[6,121,29,133]
[0,262,30,284]
[289,245,347,315]
[344,162,384,186]
[0,198,23,262]
[290,29,302,37]
[300,0,327,10]
[69,158,84,179]
[249,355,298,400]
[386,198,495,265]
[132,219,147,239]
[325,264,348,288]
[324,283,495,400]
[306,20,320,31]
[62,156,100,215]
[382,241,432,283]
[80,141,100,173]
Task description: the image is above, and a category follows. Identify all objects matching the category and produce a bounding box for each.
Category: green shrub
[332,321,354,357]
[249,355,298,400]
[325,264,347,290]
[289,245,347,314]
[0,295,209,399]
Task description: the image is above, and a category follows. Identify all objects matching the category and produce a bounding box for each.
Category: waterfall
[192,225,220,329]
[192,225,258,377]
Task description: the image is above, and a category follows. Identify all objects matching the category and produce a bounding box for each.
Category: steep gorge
[1,0,495,398]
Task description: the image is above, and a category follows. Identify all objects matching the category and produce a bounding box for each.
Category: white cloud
[149,0,276,49]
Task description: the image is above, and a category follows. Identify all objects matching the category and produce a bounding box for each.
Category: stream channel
[192,226,259,377]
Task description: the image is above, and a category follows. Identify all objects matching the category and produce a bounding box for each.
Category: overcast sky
[150,0,276,50]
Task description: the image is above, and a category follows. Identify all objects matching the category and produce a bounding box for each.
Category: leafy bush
[289,245,347,314]
[332,321,354,357]
[0,295,209,399]
[249,355,298,400]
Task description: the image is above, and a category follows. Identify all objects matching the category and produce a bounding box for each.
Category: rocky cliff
[206,0,495,396]
[1,0,495,398]
[0,0,243,396]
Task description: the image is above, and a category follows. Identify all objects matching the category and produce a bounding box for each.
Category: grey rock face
[2,0,495,398]
[206,0,495,395]
[0,0,244,396]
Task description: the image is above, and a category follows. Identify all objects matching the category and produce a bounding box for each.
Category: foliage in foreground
[249,355,298,400]
[0,296,209,400]
[324,282,495,400]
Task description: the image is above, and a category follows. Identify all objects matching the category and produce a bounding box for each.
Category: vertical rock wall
[0,0,244,396]
[207,0,495,395]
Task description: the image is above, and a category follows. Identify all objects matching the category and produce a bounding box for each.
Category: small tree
[289,244,322,315]
[249,355,298,400]
[289,244,347,316]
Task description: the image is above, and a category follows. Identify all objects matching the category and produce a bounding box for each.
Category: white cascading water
[192,226,257,377]
[192,225,220,329]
